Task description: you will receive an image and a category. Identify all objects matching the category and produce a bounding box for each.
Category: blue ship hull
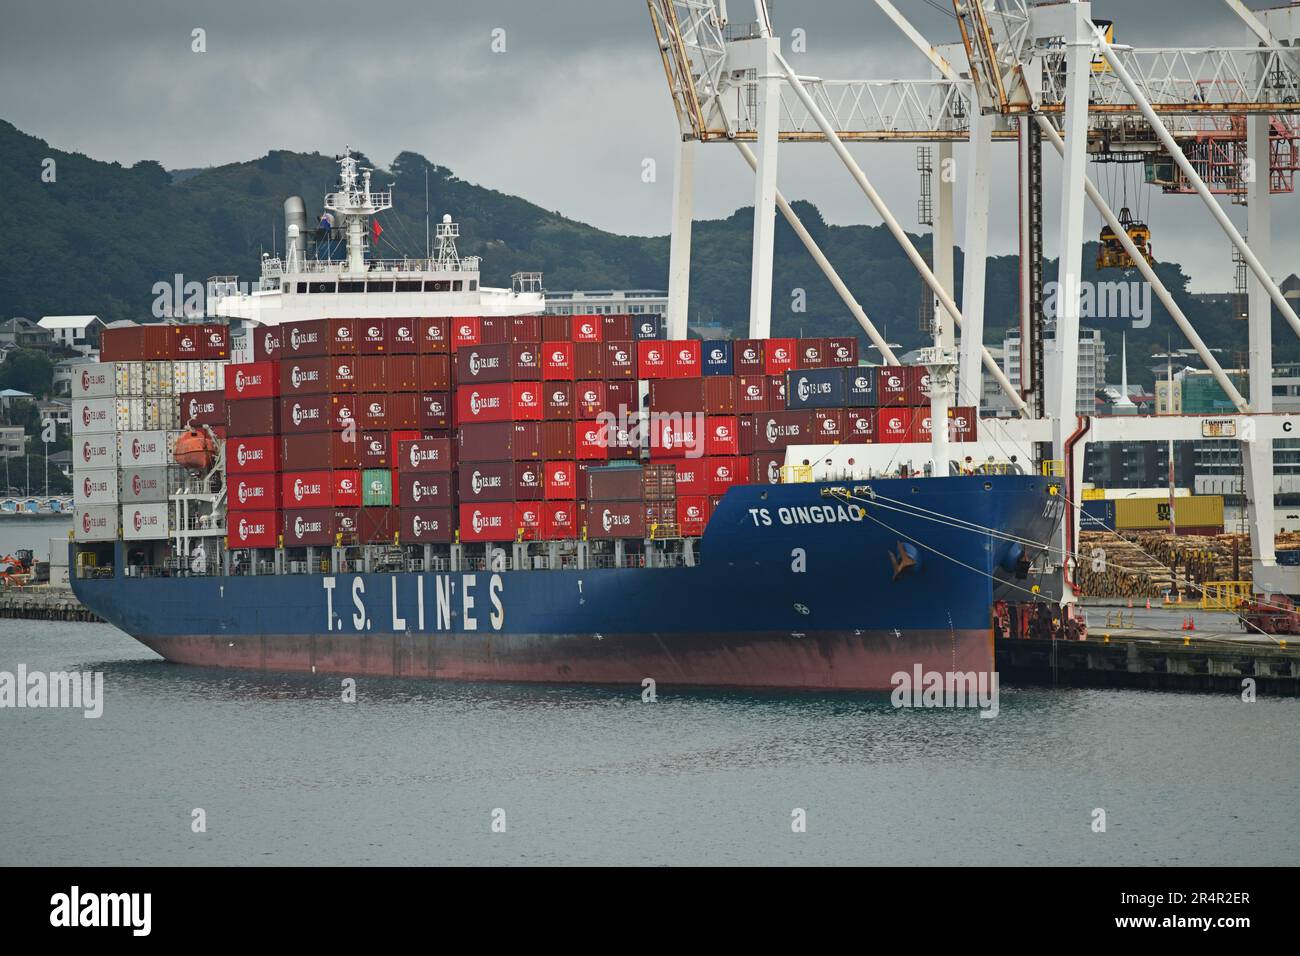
[72,475,1062,690]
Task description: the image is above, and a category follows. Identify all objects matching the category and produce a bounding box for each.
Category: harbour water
[1,619,1295,866]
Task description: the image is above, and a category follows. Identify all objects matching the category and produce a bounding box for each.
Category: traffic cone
[1182,616,1189,630]
[1145,598,1151,610]
[1188,616,1195,631]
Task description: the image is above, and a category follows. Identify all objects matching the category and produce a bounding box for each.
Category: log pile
[1074,531,1255,599]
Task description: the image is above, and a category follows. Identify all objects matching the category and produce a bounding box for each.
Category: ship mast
[323,147,392,273]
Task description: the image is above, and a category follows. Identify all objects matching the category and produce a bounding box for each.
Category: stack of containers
[224,358,281,548]
[72,364,121,543]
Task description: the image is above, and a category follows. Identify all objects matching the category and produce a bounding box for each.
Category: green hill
[1,117,1285,389]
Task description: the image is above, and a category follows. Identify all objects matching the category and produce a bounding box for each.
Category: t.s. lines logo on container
[600,508,630,533]
[235,442,263,467]
[470,509,504,534]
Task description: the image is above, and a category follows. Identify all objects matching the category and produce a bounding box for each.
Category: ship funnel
[283,196,307,270]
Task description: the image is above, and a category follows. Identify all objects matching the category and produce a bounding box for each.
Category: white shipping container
[116,397,145,432]
[171,360,198,394]
[73,398,118,435]
[122,502,169,540]
[202,360,225,391]
[72,363,119,399]
[116,361,144,397]
[75,467,119,506]
[75,505,119,542]
[119,465,173,503]
[118,430,170,467]
[76,433,119,470]
[144,361,174,396]
[228,324,255,365]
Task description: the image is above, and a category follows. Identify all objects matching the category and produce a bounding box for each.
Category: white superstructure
[207,148,545,325]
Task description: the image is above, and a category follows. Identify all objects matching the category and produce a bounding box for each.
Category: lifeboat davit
[174,427,217,472]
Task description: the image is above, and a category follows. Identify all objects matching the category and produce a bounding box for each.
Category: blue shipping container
[1079,499,1116,530]
[785,368,848,409]
[846,367,878,407]
[633,316,664,340]
[702,340,734,376]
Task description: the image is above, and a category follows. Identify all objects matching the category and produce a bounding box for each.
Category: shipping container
[541,502,578,539]
[360,507,396,544]
[515,460,545,500]
[281,471,334,509]
[418,354,452,391]
[678,495,711,536]
[252,324,282,361]
[637,340,670,379]
[282,319,327,357]
[75,468,118,506]
[1115,495,1224,532]
[72,363,118,399]
[544,460,577,500]
[633,315,664,341]
[877,407,913,443]
[398,437,454,473]
[906,365,932,406]
[570,315,603,343]
[846,367,878,407]
[750,452,785,485]
[573,342,604,380]
[418,317,450,353]
[673,459,708,497]
[586,500,646,539]
[949,406,977,442]
[1080,499,1116,530]
[587,465,643,502]
[180,389,225,427]
[358,469,391,506]
[225,361,279,401]
[398,507,454,543]
[335,508,360,542]
[877,366,910,406]
[398,472,453,508]
[357,430,390,469]
[643,462,677,501]
[118,430,170,468]
[228,511,279,549]
[785,368,847,409]
[328,355,358,393]
[280,395,332,434]
[120,465,174,504]
[419,392,451,431]
[99,326,145,363]
[827,337,859,367]
[603,314,634,341]
[280,508,335,547]
[542,341,575,380]
[576,420,612,461]
[846,409,876,442]
[226,397,279,436]
[455,343,513,384]
[705,416,740,455]
[356,355,387,392]
[736,375,769,413]
[228,472,278,511]
[814,408,846,443]
[541,315,570,341]
[604,341,635,380]
[279,356,331,395]
[227,435,279,474]
[121,502,169,540]
[459,502,517,542]
[796,338,829,370]
[74,504,119,541]
[544,381,576,420]
[668,339,702,378]
[764,338,797,376]
[390,318,419,354]
[740,410,817,452]
[479,317,510,345]
[458,461,514,502]
[702,340,734,376]
[358,318,389,354]
[457,382,516,424]
[705,456,746,495]
[510,315,541,344]
[73,398,117,435]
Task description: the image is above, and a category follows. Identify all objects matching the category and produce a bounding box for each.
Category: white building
[38,315,105,355]
[986,328,1106,416]
[543,289,667,316]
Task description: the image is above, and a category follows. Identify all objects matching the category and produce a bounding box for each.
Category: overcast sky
[1,0,1294,290]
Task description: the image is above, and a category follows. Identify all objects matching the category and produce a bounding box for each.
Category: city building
[985,327,1106,416]
[0,425,26,459]
[37,315,105,355]
[543,289,667,317]
[0,318,54,351]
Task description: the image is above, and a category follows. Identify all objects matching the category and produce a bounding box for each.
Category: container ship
[69,150,1062,690]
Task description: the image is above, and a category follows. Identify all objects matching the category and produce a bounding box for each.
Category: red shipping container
[226,397,278,436]
[877,407,913,443]
[673,460,708,497]
[542,341,575,380]
[668,340,702,378]
[878,366,910,405]
[418,317,450,353]
[227,435,279,474]
[359,430,390,468]
[354,393,389,430]
[279,508,334,547]
[359,318,389,354]
[419,392,451,431]
[587,501,646,539]
[604,341,635,379]
[705,416,739,455]
[648,415,704,460]
[575,420,610,461]
[511,342,543,380]
[228,511,279,549]
[284,319,328,357]
[736,375,768,413]
[515,460,545,500]
[386,355,419,391]
[679,495,712,536]
[459,502,516,542]
[827,337,859,366]
[398,437,454,474]
[513,381,544,421]
[911,410,934,443]
[387,394,418,430]
[606,381,636,417]
[766,375,787,410]
[515,502,543,540]
[797,338,829,369]
[949,406,977,442]
[814,408,846,443]
[252,324,282,361]
[99,326,142,362]
[278,433,336,471]
[452,317,481,350]
[280,356,332,395]
[330,394,359,431]
[280,395,332,434]
[398,507,454,543]
[458,462,512,502]
[328,318,358,354]
[510,316,541,344]
[328,355,358,393]
[142,325,172,359]
[705,456,746,495]
[457,382,513,424]
[734,339,764,374]
[199,324,229,361]
[603,315,634,341]
[418,354,451,391]
[573,342,603,380]
[455,343,514,384]
[637,340,670,379]
[281,470,333,509]
[751,452,785,485]
[399,472,453,507]
[479,317,510,345]
[360,507,395,544]
[225,361,279,401]
[764,338,797,376]
[571,315,603,342]
[742,410,817,452]
[334,508,360,542]
[540,421,575,460]
[180,390,225,427]
[333,470,362,507]
[171,326,202,360]
[542,502,577,540]
[544,381,575,420]
[230,473,278,511]
[907,365,932,406]
[846,409,877,442]
[545,460,577,500]
[390,318,418,353]
[542,315,570,341]
[576,381,606,417]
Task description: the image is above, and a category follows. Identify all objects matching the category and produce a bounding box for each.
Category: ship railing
[75,563,114,581]
[781,464,814,483]
[123,564,173,579]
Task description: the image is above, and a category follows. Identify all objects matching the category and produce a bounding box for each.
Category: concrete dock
[0,587,101,623]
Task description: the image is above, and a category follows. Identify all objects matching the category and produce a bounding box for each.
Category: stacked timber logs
[1075,531,1254,599]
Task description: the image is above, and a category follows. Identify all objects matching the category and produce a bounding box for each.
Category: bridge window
[308,282,336,293]
[396,280,422,292]
[339,281,365,293]
[366,281,394,293]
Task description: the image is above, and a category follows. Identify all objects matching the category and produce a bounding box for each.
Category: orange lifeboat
[174,426,217,472]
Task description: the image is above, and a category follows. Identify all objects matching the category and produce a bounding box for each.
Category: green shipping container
[362,468,392,507]
[1114,495,1224,531]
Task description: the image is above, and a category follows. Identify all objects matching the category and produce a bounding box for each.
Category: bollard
[1103,633,1110,643]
